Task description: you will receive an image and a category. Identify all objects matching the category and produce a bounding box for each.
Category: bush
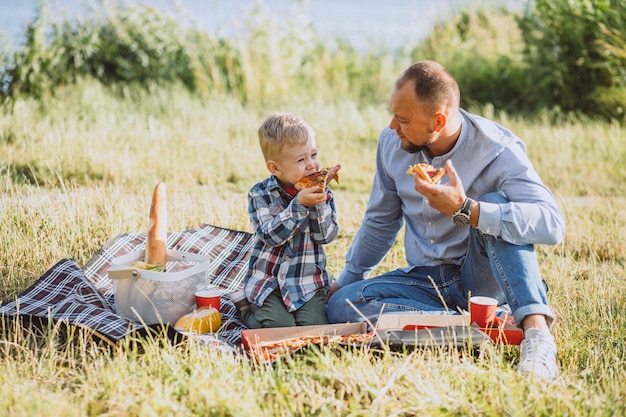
[410,8,530,115]
[3,0,624,120]
[517,0,626,120]
[0,0,404,106]
[2,1,216,98]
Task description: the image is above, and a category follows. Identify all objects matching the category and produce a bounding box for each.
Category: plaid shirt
[244,175,338,312]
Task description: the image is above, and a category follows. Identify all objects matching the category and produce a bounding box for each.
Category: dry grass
[1,81,625,416]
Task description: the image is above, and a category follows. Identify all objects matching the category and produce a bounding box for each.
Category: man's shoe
[517,328,559,380]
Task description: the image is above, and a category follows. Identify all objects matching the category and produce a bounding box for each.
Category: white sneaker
[518,329,559,380]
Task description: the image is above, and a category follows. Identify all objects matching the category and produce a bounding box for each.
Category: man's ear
[266,160,280,175]
[434,112,447,133]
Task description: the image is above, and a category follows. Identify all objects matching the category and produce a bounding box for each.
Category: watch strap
[460,197,474,215]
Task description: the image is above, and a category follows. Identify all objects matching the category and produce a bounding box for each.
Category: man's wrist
[469,200,479,227]
[452,197,475,226]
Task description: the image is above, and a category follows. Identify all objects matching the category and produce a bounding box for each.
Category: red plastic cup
[195,288,221,310]
[470,296,498,328]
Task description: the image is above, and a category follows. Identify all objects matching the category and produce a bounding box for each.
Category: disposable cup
[469,296,498,328]
[195,288,221,310]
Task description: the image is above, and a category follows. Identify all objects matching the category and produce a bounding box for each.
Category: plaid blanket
[0,224,254,350]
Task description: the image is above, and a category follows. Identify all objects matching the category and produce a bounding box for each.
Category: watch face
[452,197,474,226]
[453,213,470,226]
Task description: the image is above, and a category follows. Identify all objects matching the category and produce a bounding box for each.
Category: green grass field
[1,78,625,416]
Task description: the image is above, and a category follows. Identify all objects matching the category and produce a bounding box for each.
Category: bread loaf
[174,306,222,334]
[145,182,167,269]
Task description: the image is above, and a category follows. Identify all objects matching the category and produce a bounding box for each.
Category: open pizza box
[241,322,368,361]
[475,318,524,345]
[376,312,469,330]
[375,312,523,346]
[374,312,491,349]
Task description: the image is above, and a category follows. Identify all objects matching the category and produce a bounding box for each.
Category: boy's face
[267,136,320,186]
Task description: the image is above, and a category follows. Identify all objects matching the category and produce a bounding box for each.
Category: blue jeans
[327,193,555,329]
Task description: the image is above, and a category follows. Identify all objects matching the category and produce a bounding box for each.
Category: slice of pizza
[294,164,341,191]
[406,163,446,184]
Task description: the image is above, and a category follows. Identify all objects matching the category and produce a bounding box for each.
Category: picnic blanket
[0,224,255,351]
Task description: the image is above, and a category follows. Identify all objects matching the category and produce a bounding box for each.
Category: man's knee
[480,191,507,204]
[326,292,343,323]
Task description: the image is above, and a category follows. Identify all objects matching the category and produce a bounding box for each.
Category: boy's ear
[266,160,280,175]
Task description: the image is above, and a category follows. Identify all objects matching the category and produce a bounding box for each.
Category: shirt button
[430,239,435,244]
[427,221,432,226]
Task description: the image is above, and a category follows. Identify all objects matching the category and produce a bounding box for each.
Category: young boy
[233,112,339,328]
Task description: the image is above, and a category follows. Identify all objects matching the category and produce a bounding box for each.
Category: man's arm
[337,137,405,287]
[415,155,565,246]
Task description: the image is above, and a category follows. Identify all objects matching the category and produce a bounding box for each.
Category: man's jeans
[327,193,555,329]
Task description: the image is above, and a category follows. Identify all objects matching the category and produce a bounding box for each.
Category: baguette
[145,182,167,269]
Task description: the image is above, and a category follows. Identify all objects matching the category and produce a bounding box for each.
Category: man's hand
[412,159,466,216]
[297,186,328,207]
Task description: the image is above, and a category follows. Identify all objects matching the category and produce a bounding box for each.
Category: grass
[1,78,625,416]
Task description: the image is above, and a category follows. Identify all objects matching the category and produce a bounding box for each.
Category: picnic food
[129,261,165,272]
[145,182,167,269]
[174,306,221,334]
[251,332,374,362]
[406,163,446,184]
[294,164,341,191]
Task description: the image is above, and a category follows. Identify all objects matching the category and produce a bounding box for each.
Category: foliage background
[1,0,625,119]
[1,0,625,416]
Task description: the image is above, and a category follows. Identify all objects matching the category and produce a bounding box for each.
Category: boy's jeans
[327,193,555,329]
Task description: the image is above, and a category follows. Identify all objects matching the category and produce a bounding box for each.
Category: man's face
[389,81,438,154]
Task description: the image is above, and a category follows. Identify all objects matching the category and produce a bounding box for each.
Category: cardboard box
[375,313,492,349]
[476,319,524,345]
[242,323,369,362]
[242,322,368,352]
[376,312,523,346]
[376,312,469,330]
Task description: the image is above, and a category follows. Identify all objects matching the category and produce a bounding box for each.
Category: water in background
[0,0,526,50]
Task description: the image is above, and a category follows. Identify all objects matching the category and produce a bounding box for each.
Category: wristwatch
[452,197,475,226]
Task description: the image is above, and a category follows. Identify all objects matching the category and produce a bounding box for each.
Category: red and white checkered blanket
[0,224,254,350]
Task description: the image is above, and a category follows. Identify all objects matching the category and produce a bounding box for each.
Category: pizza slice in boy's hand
[406,163,446,184]
[294,164,341,191]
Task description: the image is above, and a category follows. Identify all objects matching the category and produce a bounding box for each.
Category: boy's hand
[297,186,327,207]
[327,280,340,300]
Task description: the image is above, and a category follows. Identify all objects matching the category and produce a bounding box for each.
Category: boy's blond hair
[258,112,315,161]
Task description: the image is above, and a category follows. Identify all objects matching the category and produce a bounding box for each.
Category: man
[327,61,565,380]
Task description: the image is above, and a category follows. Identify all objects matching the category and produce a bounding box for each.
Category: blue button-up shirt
[244,175,338,311]
[338,109,565,287]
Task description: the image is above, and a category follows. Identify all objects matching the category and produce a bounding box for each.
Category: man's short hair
[395,61,461,111]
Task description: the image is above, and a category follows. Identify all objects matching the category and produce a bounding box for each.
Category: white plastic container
[108,249,210,325]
